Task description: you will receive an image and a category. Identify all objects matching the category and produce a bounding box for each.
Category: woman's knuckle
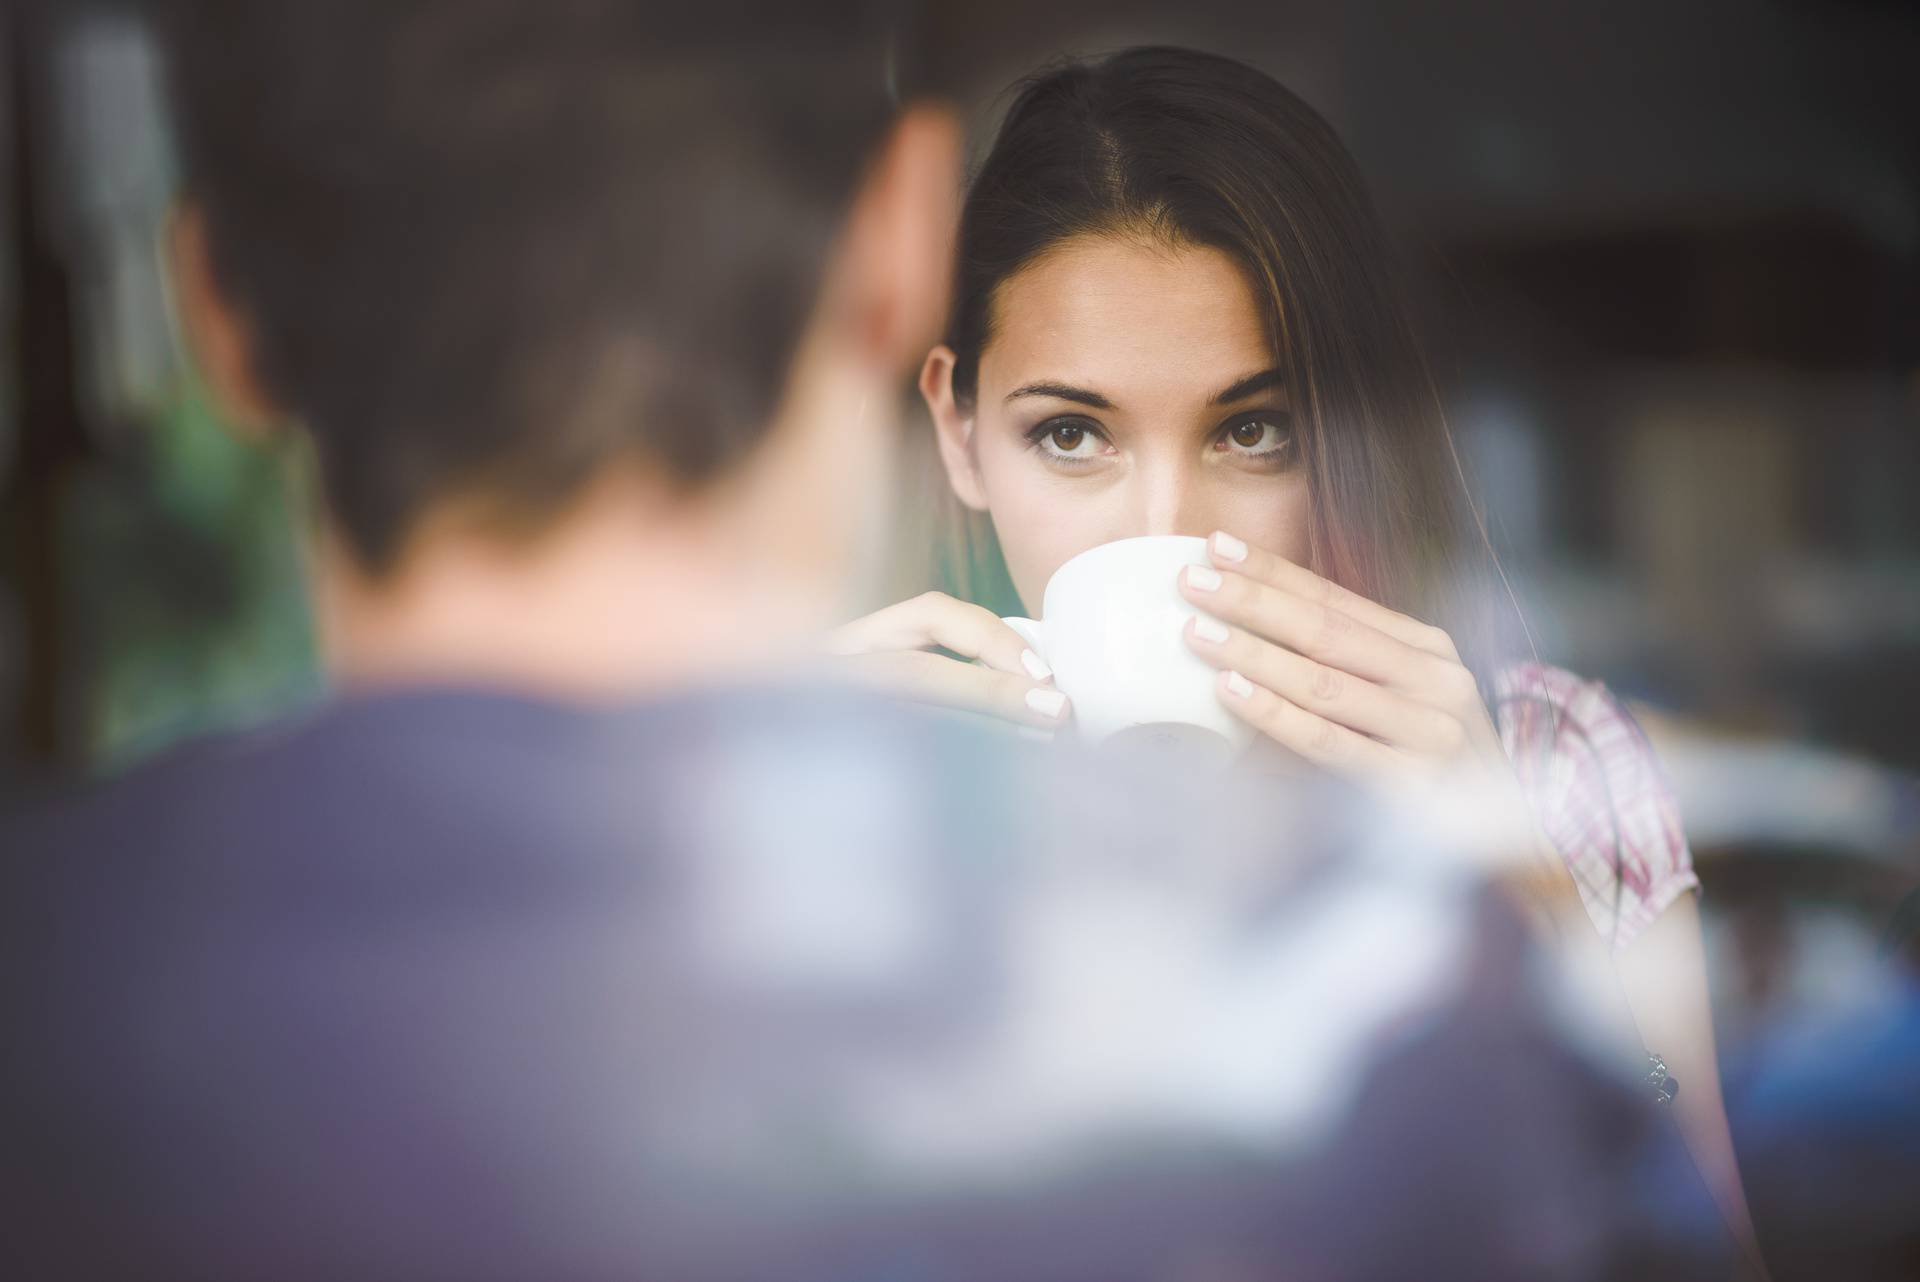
[1423,623,1460,657]
[1427,711,1468,754]
[1308,661,1343,703]
[1309,604,1350,655]
[1437,663,1479,706]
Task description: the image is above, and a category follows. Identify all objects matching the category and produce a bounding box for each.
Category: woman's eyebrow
[1209,368,1285,405]
[1004,382,1114,410]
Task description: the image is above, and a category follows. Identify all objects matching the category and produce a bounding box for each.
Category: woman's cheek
[995,500,1100,614]
[1222,473,1311,563]
[978,461,1107,611]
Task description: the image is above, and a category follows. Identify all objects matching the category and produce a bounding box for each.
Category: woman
[826,45,1757,1265]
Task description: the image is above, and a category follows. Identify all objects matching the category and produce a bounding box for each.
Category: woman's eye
[1028,417,1107,461]
[1217,413,1293,460]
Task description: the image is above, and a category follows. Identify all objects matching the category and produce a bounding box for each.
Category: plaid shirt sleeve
[1492,662,1700,951]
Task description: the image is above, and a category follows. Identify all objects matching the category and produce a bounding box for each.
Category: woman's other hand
[819,592,1070,730]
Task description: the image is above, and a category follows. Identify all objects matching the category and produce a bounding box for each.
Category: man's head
[157,0,956,683]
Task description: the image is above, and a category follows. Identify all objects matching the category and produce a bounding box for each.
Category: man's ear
[921,344,987,511]
[834,103,961,374]
[167,204,282,435]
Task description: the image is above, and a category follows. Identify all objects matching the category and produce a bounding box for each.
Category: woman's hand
[819,592,1071,730]
[1178,530,1505,779]
[1179,529,1591,921]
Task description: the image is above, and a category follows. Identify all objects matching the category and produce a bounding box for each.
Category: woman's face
[925,235,1311,614]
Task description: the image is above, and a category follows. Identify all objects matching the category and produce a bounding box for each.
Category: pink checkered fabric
[1493,662,1700,951]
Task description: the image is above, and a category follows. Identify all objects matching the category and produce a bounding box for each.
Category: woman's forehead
[981,235,1276,401]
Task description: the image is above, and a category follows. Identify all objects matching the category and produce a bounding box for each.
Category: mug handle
[1001,616,1045,659]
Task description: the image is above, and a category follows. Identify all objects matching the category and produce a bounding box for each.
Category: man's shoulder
[4,690,491,864]
[0,682,1033,876]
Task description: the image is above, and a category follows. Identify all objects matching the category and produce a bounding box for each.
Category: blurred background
[2,0,1917,1259]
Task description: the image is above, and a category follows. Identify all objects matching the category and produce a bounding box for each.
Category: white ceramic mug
[1003,535,1255,758]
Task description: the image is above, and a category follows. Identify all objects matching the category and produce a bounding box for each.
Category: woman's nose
[1137,464,1218,540]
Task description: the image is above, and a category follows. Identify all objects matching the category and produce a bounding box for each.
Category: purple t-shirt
[2,683,1677,1280]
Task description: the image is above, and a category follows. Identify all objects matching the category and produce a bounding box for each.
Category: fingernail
[1185,565,1222,592]
[1026,688,1068,719]
[1192,615,1229,644]
[1212,531,1248,563]
[1225,670,1254,699]
[1020,648,1053,681]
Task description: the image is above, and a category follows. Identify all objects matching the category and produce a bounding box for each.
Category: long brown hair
[941,46,1521,684]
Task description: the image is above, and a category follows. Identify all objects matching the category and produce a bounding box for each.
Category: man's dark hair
[153,0,906,570]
